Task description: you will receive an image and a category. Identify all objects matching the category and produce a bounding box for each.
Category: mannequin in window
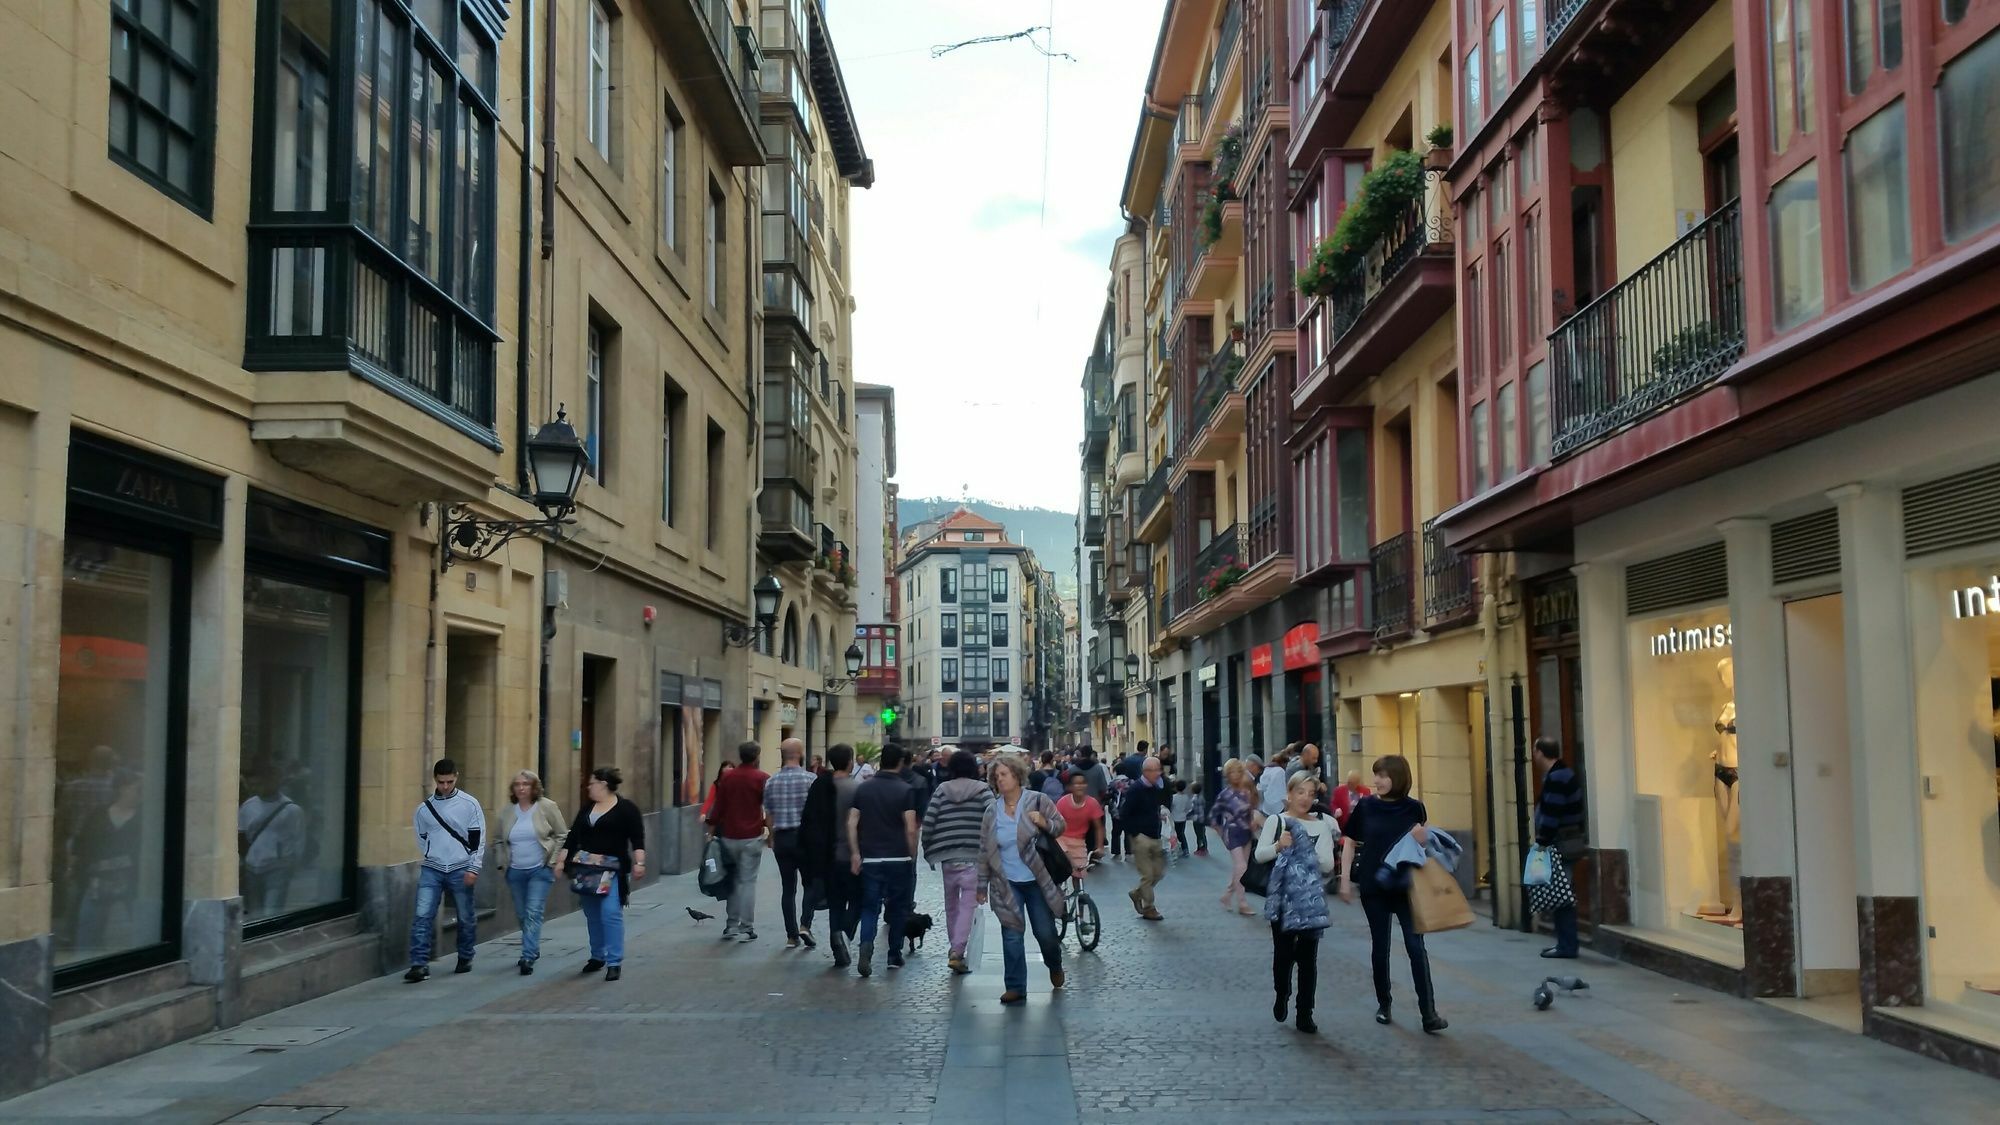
[1700,656,1742,921]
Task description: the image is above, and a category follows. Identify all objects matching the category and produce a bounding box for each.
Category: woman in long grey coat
[978,752,1067,1005]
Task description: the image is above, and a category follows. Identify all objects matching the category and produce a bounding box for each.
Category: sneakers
[739,928,758,943]
[830,931,851,968]
[720,923,741,941]
[517,959,533,976]
[453,957,472,974]
[787,935,800,948]
[1421,1012,1449,1035]
[1374,1005,1392,1025]
[403,965,429,984]
[886,948,905,969]
[948,954,970,975]
[857,942,874,977]
[799,929,818,950]
[1540,947,1579,959]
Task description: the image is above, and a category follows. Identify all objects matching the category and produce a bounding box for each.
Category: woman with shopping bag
[1337,755,1448,1034]
[1257,774,1338,1033]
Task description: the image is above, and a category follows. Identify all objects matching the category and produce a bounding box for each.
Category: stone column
[182,475,248,1018]
[1574,561,1632,926]
[1830,484,1924,1012]
[1719,517,1798,997]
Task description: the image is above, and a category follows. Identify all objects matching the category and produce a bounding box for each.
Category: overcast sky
[831,0,1164,512]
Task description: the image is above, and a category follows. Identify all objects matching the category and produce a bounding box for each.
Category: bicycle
[1056,867,1102,952]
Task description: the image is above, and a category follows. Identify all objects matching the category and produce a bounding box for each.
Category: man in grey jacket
[406,758,486,983]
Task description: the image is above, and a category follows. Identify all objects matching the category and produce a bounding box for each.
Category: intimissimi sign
[1650,621,1733,657]
[1948,576,2000,619]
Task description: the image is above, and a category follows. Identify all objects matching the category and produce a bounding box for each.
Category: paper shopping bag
[1409,860,1475,934]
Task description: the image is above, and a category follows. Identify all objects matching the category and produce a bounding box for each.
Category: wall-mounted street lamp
[1124,652,1140,686]
[440,408,590,570]
[822,642,866,694]
[723,573,785,648]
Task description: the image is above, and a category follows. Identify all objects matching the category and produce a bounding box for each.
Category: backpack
[1040,774,1064,800]
[1108,775,1133,821]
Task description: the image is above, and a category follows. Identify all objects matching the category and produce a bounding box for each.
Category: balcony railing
[1548,0,1592,44]
[1202,1,1243,117]
[1327,0,1364,53]
[1330,169,1452,344]
[1187,341,1245,443]
[1248,495,1283,565]
[1421,519,1476,627]
[1138,458,1174,524]
[1549,198,1744,458]
[1369,531,1414,639]
[1192,523,1245,605]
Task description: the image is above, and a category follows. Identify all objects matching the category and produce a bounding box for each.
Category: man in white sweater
[406,758,486,983]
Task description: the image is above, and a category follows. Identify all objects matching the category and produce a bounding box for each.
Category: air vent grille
[1771,509,1840,585]
[1626,542,1728,616]
[1904,461,2000,559]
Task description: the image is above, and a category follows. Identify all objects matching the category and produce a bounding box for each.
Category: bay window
[248,0,501,431]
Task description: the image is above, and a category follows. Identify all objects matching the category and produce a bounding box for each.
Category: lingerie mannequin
[1701,657,1742,921]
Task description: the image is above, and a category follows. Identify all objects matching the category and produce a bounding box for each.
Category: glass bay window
[247,0,502,433]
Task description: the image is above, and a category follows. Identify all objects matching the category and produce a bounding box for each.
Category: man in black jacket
[798,743,862,966]
[1534,736,1587,959]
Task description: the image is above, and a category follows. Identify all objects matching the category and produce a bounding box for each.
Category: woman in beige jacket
[977,753,1067,1005]
[498,770,566,974]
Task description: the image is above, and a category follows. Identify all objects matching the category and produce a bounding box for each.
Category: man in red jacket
[706,742,770,941]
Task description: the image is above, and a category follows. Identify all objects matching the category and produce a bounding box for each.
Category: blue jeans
[1001,880,1062,993]
[409,866,477,968]
[505,865,554,963]
[578,879,625,966]
[857,862,915,948]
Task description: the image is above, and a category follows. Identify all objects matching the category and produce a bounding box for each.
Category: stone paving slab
[2,851,1998,1123]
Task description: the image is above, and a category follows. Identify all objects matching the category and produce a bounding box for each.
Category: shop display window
[1626,605,1742,948]
[1909,564,2000,1023]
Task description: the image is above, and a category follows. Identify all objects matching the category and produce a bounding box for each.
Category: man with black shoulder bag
[405,758,486,982]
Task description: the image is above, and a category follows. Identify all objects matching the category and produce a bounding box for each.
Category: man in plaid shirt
[764,738,818,948]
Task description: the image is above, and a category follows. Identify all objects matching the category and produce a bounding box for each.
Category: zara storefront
[1568,372,2000,1073]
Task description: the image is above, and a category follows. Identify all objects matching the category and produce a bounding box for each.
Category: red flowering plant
[1199,555,1248,601]
[1294,149,1427,297]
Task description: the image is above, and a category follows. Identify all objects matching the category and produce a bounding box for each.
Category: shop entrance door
[1783,594,1860,1005]
[580,656,613,807]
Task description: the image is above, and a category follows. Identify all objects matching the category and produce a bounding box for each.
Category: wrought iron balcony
[1137,458,1174,530]
[1549,198,1744,458]
[1548,0,1592,44]
[1186,342,1245,446]
[1329,170,1453,346]
[1247,495,1284,566]
[1201,1,1243,119]
[1190,523,1246,607]
[1369,531,1414,640]
[1421,519,1476,628]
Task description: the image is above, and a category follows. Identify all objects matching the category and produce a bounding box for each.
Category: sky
[828,0,1166,512]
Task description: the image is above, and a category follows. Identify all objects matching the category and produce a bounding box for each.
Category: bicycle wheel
[1056,889,1072,939]
[1075,892,1101,952]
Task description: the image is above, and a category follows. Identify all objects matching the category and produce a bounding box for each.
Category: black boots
[1422,1011,1449,1034]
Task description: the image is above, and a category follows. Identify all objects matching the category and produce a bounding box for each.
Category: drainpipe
[515,0,535,497]
[1510,673,1533,933]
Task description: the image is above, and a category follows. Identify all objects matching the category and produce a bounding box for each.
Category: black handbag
[1241,817,1280,897]
[1029,796,1073,883]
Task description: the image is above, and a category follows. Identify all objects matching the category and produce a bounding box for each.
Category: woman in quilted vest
[1255,773,1338,1033]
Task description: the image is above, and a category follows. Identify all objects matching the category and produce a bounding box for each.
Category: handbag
[1240,816,1281,897]
[568,850,619,897]
[1523,844,1554,887]
[1408,859,1476,934]
[698,836,735,900]
[1528,852,1576,915]
[1031,798,1073,883]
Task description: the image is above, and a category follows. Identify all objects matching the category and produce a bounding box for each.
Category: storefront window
[1909,563,2000,1018]
[239,574,354,927]
[1626,605,1741,948]
[54,537,179,971]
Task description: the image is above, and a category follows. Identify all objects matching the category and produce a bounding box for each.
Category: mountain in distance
[897,496,1079,599]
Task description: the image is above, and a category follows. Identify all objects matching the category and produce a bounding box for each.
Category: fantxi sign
[1948,577,2000,619]
[1650,621,1733,656]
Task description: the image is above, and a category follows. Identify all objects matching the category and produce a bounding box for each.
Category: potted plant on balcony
[1199,556,1248,601]
[1228,319,1246,343]
[1424,123,1454,170]
[1294,149,1427,298]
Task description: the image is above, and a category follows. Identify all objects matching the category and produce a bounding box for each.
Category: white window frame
[586,323,606,483]
[705,185,722,306]
[587,1,612,159]
[661,105,681,250]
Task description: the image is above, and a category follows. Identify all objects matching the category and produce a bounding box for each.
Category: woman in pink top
[1056,772,1104,883]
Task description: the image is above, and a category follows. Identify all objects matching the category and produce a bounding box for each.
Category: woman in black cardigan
[554,766,646,981]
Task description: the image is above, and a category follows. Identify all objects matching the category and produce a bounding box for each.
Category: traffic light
[879,705,898,727]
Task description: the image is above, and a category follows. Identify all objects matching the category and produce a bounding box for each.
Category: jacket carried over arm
[797,774,839,881]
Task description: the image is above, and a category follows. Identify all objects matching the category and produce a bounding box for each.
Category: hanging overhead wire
[929,24,1077,62]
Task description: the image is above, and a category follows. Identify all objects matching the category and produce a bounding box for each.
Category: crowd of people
[395,734,1589,1035]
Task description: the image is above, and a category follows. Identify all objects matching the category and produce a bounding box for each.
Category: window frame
[109,0,217,214]
[587,0,614,160]
[661,94,683,253]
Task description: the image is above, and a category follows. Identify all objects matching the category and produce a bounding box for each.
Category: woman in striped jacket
[921,749,994,974]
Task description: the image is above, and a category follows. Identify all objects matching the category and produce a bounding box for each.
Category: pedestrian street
[3,851,1995,1125]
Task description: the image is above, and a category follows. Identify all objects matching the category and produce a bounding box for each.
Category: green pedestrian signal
[879,706,898,726]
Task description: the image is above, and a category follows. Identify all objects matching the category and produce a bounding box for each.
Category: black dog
[903,913,935,955]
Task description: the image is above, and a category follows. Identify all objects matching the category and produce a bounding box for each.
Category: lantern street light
[723,572,785,647]
[439,407,591,570]
[1124,652,1140,686]
[822,641,866,694]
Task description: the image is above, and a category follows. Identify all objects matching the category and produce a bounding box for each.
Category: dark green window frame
[109,0,217,214]
[245,0,505,440]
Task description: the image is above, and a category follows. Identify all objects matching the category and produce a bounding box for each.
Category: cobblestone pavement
[4,847,1999,1124]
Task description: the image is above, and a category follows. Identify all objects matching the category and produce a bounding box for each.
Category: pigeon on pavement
[687,907,715,923]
